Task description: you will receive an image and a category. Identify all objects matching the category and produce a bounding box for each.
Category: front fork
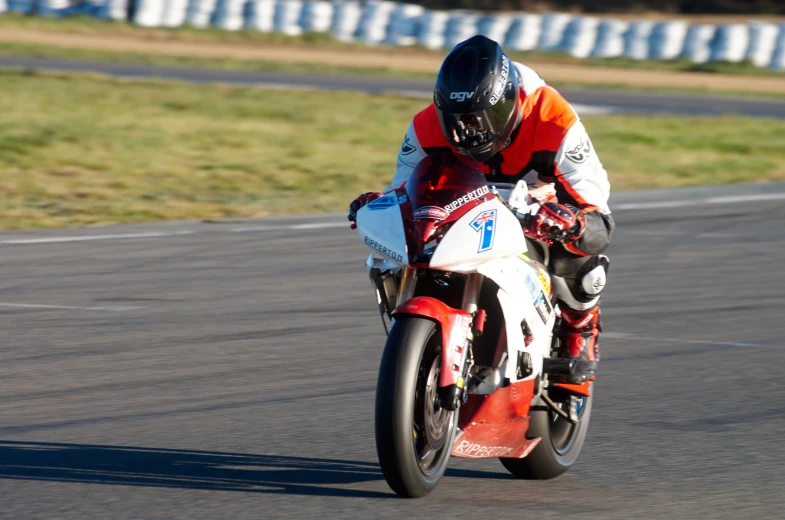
[388,267,484,411]
[439,272,484,411]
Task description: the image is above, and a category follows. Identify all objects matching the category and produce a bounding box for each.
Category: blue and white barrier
[274,0,303,36]
[417,9,448,50]
[623,21,655,60]
[477,13,513,44]
[681,23,715,63]
[745,22,778,67]
[2,1,783,71]
[211,0,246,31]
[560,16,599,59]
[443,10,480,49]
[537,12,572,52]
[649,20,688,60]
[243,0,273,32]
[591,18,627,58]
[6,0,34,14]
[770,24,785,70]
[710,23,749,63]
[299,0,333,33]
[96,0,129,21]
[385,2,423,46]
[355,0,395,44]
[186,0,217,29]
[504,13,541,52]
[329,0,361,42]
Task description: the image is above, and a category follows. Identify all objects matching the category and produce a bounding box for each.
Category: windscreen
[405,153,491,218]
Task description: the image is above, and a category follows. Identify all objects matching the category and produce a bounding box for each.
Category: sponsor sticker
[525,273,540,299]
[454,439,512,458]
[488,56,510,106]
[469,209,497,253]
[443,185,490,213]
[363,236,404,263]
[533,292,550,324]
[366,194,396,211]
[413,206,450,221]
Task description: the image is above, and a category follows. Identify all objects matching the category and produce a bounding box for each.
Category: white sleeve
[512,61,547,95]
[387,121,427,192]
[554,120,612,214]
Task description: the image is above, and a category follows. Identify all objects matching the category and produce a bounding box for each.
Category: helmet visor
[436,98,515,153]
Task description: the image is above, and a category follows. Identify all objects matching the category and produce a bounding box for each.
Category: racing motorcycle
[354,154,594,498]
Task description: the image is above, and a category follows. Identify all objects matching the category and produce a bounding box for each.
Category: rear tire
[375,316,457,498]
[500,382,593,479]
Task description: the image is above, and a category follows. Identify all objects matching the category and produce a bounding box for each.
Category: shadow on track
[0,441,507,498]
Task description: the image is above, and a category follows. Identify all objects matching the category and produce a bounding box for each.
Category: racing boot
[559,304,600,384]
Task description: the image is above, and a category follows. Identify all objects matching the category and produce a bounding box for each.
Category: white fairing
[479,257,556,382]
[355,193,409,266]
[358,188,556,391]
[430,198,527,273]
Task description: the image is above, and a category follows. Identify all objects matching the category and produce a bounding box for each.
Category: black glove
[524,202,585,242]
[348,192,382,223]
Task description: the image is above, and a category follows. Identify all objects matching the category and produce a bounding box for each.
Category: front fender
[393,297,472,388]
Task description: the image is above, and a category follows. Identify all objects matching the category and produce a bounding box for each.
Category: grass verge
[1,68,784,230]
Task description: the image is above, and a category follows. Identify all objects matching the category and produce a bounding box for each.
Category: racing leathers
[390,62,613,383]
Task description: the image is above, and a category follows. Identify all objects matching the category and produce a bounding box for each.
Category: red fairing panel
[451,380,540,459]
[392,297,473,387]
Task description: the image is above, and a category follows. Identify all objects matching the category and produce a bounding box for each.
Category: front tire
[500,382,593,479]
[375,316,457,498]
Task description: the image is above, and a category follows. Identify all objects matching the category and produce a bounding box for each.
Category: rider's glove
[524,202,586,242]
[348,192,383,225]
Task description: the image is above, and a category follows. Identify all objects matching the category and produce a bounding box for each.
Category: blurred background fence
[1,0,784,70]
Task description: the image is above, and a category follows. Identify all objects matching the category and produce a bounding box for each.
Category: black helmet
[434,35,521,163]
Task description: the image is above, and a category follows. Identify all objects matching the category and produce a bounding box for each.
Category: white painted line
[2,188,784,246]
[0,230,195,245]
[604,332,782,350]
[230,222,347,233]
[0,302,142,312]
[614,192,785,211]
[572,103,616,115]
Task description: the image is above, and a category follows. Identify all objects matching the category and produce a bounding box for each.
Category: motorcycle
[354,154,594,498]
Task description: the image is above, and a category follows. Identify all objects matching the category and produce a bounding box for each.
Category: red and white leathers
[390,62,614,382]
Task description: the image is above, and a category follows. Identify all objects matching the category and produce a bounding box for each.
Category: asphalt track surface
[2,54,785,118]
[1,183,784,518]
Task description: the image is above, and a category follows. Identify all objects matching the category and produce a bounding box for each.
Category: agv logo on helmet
[449,92,474,102]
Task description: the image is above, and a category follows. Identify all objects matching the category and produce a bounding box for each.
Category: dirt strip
[1,28,784,94]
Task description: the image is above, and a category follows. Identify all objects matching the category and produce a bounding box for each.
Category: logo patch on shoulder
[401,136,416,156]
[566,136,592,163]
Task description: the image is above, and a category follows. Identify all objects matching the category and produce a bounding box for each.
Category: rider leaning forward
[349,36,613,384]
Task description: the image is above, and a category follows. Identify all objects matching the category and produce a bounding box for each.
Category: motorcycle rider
[349,35,613,384]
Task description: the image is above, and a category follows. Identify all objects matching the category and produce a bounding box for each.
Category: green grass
[1,68,784,230]
[0,41,429,80]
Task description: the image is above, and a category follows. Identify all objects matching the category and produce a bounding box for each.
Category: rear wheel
[500,382,593,479]
[375,316,457,497]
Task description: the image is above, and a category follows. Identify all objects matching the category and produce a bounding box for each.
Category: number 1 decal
[469,209,497,253]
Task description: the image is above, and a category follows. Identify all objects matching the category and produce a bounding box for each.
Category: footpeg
[542,357,576,376]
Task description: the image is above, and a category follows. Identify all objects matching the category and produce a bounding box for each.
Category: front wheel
[500,382,593,479]
[375,316,457,498]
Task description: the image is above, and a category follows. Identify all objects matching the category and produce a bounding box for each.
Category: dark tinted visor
[437,97,515,151]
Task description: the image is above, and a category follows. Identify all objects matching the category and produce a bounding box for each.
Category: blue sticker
[525,274,540,299]
[367,194,396,211]
[469,209,497,253]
